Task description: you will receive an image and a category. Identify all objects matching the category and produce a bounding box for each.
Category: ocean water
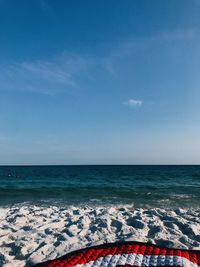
[0,165,199,208]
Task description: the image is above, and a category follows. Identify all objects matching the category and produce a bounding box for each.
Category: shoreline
[0,205,200,267]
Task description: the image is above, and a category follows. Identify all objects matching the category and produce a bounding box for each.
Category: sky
[0,0,200,165]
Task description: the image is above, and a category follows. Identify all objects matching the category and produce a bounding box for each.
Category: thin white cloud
[124,99,143,107]
[0,29,198,95]
[102,29,199,76]
[0,53,94,95]
[161,29,197,42]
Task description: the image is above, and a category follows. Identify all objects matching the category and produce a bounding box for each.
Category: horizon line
[0,164,200,167]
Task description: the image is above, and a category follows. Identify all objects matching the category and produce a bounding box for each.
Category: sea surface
[0,165,200,208]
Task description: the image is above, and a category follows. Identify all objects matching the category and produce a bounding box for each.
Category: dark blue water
[0,165,199,208]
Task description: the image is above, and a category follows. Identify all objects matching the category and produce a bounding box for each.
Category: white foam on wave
[0,205,200,267]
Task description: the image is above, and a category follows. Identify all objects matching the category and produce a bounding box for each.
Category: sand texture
[0,205,200,267]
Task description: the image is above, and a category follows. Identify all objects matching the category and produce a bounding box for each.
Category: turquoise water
[0,165,199,208]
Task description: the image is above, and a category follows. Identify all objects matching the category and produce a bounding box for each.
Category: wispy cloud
[0,28,198,95]
[0,53,94,95]
[124,99,143,107]
[102,28,199,75]
[161,29,197,42]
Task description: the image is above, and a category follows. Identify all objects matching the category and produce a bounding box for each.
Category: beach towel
[34,241,200,267]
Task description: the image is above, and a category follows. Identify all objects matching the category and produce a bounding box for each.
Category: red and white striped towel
[35,241,200,267]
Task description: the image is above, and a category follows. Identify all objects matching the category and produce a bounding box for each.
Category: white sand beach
[0,205,200,267]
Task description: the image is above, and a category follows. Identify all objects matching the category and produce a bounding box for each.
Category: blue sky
[0,0,200,164]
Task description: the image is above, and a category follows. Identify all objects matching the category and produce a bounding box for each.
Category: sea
[0,165,199,208]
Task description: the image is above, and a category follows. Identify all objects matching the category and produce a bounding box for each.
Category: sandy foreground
[0,205,200,267]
